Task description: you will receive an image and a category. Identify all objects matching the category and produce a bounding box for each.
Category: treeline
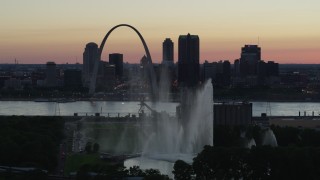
[173,125,320,179]
[76,164,169,180]
[174,145,320,180]
[214,125,320,147]
[0,116,64,171]
[272,125,320,146]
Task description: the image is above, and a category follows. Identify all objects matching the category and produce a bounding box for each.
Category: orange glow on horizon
[0,1,319,64]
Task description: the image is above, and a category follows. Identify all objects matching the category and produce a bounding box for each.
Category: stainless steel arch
[89,24,158,99]
[99,24,152,63]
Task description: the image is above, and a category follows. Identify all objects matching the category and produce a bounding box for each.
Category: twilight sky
[0,0,319,64]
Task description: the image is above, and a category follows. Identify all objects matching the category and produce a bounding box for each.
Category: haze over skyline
[1,0,319,64]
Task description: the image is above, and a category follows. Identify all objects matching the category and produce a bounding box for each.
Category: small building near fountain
[214,102,252,126]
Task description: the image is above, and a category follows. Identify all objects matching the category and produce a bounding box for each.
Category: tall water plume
[158,65,171,102]
[141,79,214,155]
[262,128,278,147]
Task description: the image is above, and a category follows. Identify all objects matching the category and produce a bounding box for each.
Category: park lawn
[64,153,104,174]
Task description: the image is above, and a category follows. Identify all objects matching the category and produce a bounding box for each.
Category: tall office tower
[162,38,174,64]
[46,61,56,87]
[178,33,200,87]
[240,45,261,76]
[109,53,123,78]
[83,42,99,86]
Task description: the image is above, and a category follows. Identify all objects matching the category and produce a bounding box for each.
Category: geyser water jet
[140,80,214,155]
[262,128,278,147]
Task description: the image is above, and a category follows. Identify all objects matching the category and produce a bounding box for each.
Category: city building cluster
[80,34,281,94]
[1,34,320,101]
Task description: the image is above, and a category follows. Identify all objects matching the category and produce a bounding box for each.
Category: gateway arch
[89,24,158,99]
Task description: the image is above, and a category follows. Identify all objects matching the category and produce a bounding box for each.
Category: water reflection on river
[0,101,320,117]
[0,101,178,116]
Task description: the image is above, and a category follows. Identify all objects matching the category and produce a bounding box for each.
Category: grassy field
[63,120,149,174]
[64,153,102,174]
[80,122,144,154]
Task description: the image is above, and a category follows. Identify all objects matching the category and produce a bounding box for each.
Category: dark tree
[0,116,64,171]
[144,169,170,180]
[173,160,193,180]
[128,166,145,176]
[93,143,100,153]
[85,142,92,153]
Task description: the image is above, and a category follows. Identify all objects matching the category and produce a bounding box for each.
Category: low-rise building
[214,102,252,126]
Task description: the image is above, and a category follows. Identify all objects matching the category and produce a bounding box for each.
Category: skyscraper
[109,53,123,78]
[234,59,240,76]
[240,45,261,76]
[46,61,56,87]
[178,33,199,87]
[83,42,99,86]
[162,38,174,63]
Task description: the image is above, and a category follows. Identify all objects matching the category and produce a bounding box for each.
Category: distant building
[0,76,10,89]
[204,61,218,81]
[162,38,174,64]
[223,61,231,86]
[203,60,231,86]
[159,38,175,89]
[103,63,116,91]
[140,55,148,68]
[96,61,116,91]
[240,45,261,76]
[109,53,123,78]
[46,61,56,87]
[256,60,280,85]
[178,33,200,87]
[21,78,32,89]
[214,102,252,126]
[83,42,99,87]
[257,60,279,77]
[140,55,149,82]
[280,72,307,87]
[267,61,279,76]
[64,69,82,89]
[4,78,22,90]
[31,70,45,87]
[257,60,267,85]
[234,59,240,76]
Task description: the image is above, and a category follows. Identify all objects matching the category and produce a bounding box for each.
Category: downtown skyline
[0,0,319,64]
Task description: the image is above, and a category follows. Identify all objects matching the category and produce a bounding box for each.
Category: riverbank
[2,97,320,103]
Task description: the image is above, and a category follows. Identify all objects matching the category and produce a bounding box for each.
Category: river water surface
[0,101,319,117]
